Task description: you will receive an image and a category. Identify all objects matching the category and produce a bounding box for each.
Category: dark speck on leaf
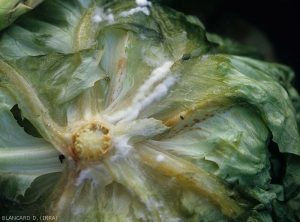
[182,54,190,61]
[59,155,65,163]
[104,77,110,83]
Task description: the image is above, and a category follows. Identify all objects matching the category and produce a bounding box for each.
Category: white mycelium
[135,0,152,7]
[156,154,165,162]
[92,8,115,24]
[119,0,152,17]
[75,168,92,186]
[106,61,175,124]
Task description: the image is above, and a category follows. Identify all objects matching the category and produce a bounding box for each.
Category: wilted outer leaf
[0,0,45,31]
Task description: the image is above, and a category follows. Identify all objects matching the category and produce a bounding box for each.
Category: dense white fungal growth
[92,8,114,24]
[156,154,165,162]
[135,62,173,100]
[135,0,152,7]
[119,0,152,17]
[119,7,150,17]
[110,134,133,161]
[122,75,176,122]
[109,118,169,161]
[75,168,92,186]
[106,61,175,123]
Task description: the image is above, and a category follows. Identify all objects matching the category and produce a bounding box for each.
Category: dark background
[162,0,300,92]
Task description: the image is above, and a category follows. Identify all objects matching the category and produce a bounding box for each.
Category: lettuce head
[0,0,300,221]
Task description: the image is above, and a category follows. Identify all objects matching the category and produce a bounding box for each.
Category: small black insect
[59,154,65,163]
[180,115,184,120]
[182,54,191,61]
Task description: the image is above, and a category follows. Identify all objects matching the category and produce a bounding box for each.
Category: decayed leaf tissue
[0,0,300,221]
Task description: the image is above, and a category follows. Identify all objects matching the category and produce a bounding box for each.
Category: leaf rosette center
[73,122,111,162]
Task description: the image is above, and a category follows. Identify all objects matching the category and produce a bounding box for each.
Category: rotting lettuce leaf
[0,87,62,203]
[0,0,45,31]
[0,0,299,221]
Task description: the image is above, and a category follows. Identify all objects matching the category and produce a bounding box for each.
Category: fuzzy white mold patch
[110,118,168,161]
[106,61,176,123]
[75,168,92,186]
[136,0,152,7]
[119,0,152,17]
[110,134,133,161]
[156,154,165,162]
[92,8,114,24]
